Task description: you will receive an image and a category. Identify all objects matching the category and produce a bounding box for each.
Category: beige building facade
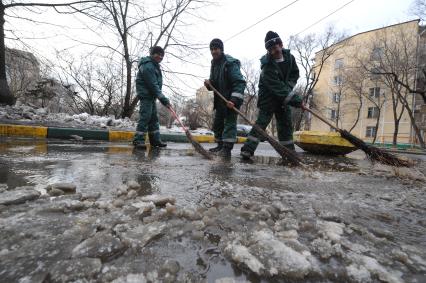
[310,20,425,147]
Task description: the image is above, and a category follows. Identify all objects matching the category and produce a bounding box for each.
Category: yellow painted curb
[109,130,135,141]
[293,131,355,148]
[0,124,47,138]
[237,137,248,143]
[193,135,215,143]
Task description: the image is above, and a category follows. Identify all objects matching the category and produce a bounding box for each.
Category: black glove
[158,95,170,107]
[230,97,243,109]
[281,94,303,108]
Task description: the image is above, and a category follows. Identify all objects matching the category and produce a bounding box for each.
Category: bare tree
[0,0,101,105]
[289,25,347,130]
[410,0,426,21]
[340,66,365,133]
[56,52,124,116]
[240,59,259,123]
[78,0,212,118]
[181,98,202,130]
[364,26,425,148]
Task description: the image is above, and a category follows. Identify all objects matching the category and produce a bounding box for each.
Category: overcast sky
[7,0,419,99]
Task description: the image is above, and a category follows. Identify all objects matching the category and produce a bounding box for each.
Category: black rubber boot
[284,143,296,152]
[240,145,253,160]
[133,140,147,150]
[218,142,234,158]
[149,133,167,148]
[151,141,167,148]
[209,141,223,153]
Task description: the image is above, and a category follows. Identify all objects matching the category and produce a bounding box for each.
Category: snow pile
[0,103,212,134]
[347,253,403,283]
[223,229,315,278]
[0,103,136,130]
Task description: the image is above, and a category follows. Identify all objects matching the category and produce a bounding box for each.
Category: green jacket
[257,49,301,110]
[135,56,164,100]
[209,54,246,109]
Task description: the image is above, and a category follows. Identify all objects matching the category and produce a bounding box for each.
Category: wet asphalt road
[0,137,425,283]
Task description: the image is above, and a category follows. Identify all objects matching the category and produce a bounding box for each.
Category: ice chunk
[140,195,176,207]
[0,187,40,205]
[349,253,403,283]
[251,230,312,277]
[119,222,166,248]
[111,273,147,283]
[317,220,345,243]
[346,263,371,283]
[224,241,264,274]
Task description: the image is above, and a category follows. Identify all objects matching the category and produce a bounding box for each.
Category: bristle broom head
[184,130,213,160]
[339,130,411,167]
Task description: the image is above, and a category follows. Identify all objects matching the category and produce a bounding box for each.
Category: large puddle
[0,138,425,282]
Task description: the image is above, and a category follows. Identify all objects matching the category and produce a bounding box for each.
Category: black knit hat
[209,38,224,51]
[150,46,165,56]
[264,31,282,49]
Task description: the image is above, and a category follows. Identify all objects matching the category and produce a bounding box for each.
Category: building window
[369,87,380,98]
[367,107,379,118]
[371,47,383,61]
[366,126,377,137]
[330,109,337,120]
[334,58,344,70]
[370,67,381,80]
[332,92,340,103]
[333,75,343,85]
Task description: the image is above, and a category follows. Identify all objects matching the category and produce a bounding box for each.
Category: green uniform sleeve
[284,55,302,108]
[227,61,246,101]
[141,62,163,99]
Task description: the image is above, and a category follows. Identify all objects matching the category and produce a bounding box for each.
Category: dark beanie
[150,46,165,56]
[209,38,224,51]
[264,31,282,49]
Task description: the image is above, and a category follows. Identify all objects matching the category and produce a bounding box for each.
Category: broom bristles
[339,130,411,167]
[184,130,213,160]
[252,124,302,166]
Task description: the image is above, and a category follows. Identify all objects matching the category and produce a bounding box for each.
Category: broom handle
[168,106,189,133]
[206,82,255,127]
[302,106,340,132]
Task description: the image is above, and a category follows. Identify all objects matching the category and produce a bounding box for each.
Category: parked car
[237,124,252,137]
[191,128,214,136]
[237,124,266,141]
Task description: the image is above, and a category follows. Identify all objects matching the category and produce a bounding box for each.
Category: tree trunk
[401,98,426,148]
[349,97,362,133]
[120,34,133,118]
[0,5,13,105]
[372,110,380,144]
[393,122,399,146]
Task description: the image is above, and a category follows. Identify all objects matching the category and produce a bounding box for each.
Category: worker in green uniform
[204,38,246,157]
[241,31,303,159]
[133,46,170,150]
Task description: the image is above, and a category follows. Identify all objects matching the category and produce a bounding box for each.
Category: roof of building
[315,19,421,55]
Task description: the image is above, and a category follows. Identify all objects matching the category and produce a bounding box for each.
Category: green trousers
[133,98,161,144]
[212,104,238,143]
[242,105,294,154]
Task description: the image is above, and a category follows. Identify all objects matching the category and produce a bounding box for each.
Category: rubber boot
[285,143,296,152]
[209,141,223,153]
[133,140,147,150]
[218,142,233,158]
[240,144,253,160]
[149,133,167,148]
